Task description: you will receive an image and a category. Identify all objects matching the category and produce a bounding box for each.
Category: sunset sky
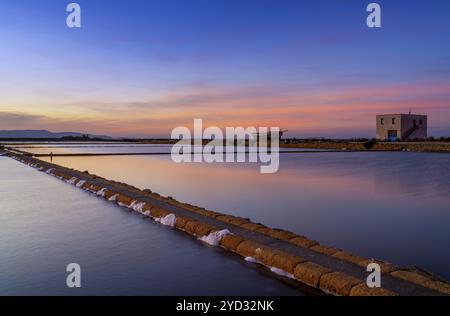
[1,0,450,138]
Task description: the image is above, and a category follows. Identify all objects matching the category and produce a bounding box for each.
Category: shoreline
[3,150,450,296]
[281,141,450,153]
[4,140,450,155]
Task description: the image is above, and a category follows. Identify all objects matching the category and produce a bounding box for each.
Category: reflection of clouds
[49,151,450,206]
[46,150,450,281]
[45,150,450,203]
[282,152,450,200]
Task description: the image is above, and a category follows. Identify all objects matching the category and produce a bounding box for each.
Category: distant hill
[0,130,112,139]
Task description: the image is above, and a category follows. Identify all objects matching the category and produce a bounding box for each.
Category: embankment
[282,141,450,153]
[6,151,450,296]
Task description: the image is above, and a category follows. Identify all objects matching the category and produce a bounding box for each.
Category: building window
[420,119,423,125]
[392,118,396,124]
[380,118,384,125]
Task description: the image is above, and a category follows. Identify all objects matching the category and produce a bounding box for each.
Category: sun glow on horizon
[1,0,450,138]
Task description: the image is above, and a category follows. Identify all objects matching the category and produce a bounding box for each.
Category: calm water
[0,157,305,296]
[36,147,450,281]
[12,144,311,155]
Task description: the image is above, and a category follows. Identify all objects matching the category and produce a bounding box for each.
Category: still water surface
[13,144,310,155]
[38,147,450,281]
[0,157,306,295]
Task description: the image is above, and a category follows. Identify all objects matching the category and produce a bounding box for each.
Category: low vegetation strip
[282,141,450,153]
[5,151,450,296]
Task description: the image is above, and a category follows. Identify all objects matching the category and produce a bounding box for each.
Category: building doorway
[388,130,398,141]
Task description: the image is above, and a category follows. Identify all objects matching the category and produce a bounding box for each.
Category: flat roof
[376,114,427,117]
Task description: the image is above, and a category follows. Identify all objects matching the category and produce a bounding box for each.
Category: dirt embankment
[282,141,450,153]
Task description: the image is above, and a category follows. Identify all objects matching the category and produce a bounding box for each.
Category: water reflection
[0,157,306,295]
[42,151,450,280]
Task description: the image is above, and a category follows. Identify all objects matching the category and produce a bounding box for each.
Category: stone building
[376,114,427,141]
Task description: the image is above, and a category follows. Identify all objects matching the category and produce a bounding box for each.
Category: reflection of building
[376,114,427,141]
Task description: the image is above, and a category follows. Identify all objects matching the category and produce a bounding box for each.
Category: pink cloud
[2,81,450,138]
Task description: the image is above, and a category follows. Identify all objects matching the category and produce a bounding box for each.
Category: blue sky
[1,0,450,137]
